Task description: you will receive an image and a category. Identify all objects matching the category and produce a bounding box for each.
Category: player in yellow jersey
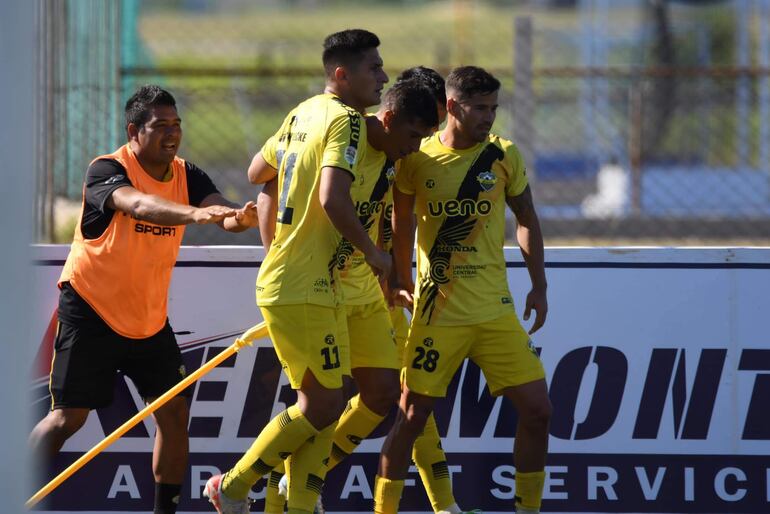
[271,68,470,514]
[382,66,482,514]
[385,67,479,514]
[385,67,447,350]
[375,66,552,514]
[258,77,438,513]
[328,77,437,481]
[203,29,391,514]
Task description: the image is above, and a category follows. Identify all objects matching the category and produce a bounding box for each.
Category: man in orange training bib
[29,85,259,514]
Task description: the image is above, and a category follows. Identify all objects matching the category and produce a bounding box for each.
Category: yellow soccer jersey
[337,139,396,305]
[382,190,394,252]
[257,93,366,307]
[395,132,528,326]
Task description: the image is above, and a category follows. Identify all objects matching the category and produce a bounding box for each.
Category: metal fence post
[759,0,770,187]
[513,16,535,183]
[736,0,751,169]
[629,84,643,216]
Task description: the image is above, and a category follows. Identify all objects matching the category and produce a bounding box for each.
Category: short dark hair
[381,80,438,129]
[322,29,380,73]
[125,85,176,129]
[445,66,500,100]
[396,66,446,106]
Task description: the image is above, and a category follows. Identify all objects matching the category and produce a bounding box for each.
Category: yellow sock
[328,394,385,470]
[264,460,286,514]
[222,404,317,500]
[514,470,545,511]
[287,421,337,511]
[373,475,404,514]
[413,413,456,512]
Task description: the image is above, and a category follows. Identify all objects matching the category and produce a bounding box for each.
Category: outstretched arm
[506,185,548,334]
[107,186,237,227]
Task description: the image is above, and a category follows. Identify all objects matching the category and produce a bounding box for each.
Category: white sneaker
[202,474,252,514]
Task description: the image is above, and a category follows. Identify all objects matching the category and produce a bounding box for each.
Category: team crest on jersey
[425,178,436,189]
[386,166,396,185]
[423,337,434,347]
[345,145,357,165]
[477,171,497,192]
[324,334,335,345]
[527,338,538,356]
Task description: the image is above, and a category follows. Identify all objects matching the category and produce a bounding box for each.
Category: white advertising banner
[30,246,770,513]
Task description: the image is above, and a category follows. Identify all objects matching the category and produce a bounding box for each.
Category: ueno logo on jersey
[355,200,385,217]
[428,199,492,217]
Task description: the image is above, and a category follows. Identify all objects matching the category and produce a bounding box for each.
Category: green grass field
[136,2,602,72]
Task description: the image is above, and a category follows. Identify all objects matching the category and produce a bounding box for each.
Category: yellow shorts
[347,300,399,370]
[404,312,545,397]
[260,304,350,390]
[389,307,410,366]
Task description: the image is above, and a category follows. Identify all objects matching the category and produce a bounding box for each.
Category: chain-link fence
[37,0,770,245]
[524,0,770,243]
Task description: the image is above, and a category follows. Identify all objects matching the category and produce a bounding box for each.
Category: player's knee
[153,398,189,435]
[306,390,346,427]
[360,381,400,415]
[519,397,552,431]
[403,402,432,433]
[47,410,88,438]
[326,394,346,421]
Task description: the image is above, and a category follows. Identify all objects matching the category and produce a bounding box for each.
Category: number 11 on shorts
[321,346,340,370]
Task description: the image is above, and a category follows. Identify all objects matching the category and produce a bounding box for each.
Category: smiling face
[129,104,182,172]
[451,90,498,144]
[344,47,389,111]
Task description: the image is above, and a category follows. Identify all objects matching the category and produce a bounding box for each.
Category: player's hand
[365,248,392,283]
[523,286,548,334]
[192,205,237,224]
[234,200,259,228]
[389,286,414,313]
